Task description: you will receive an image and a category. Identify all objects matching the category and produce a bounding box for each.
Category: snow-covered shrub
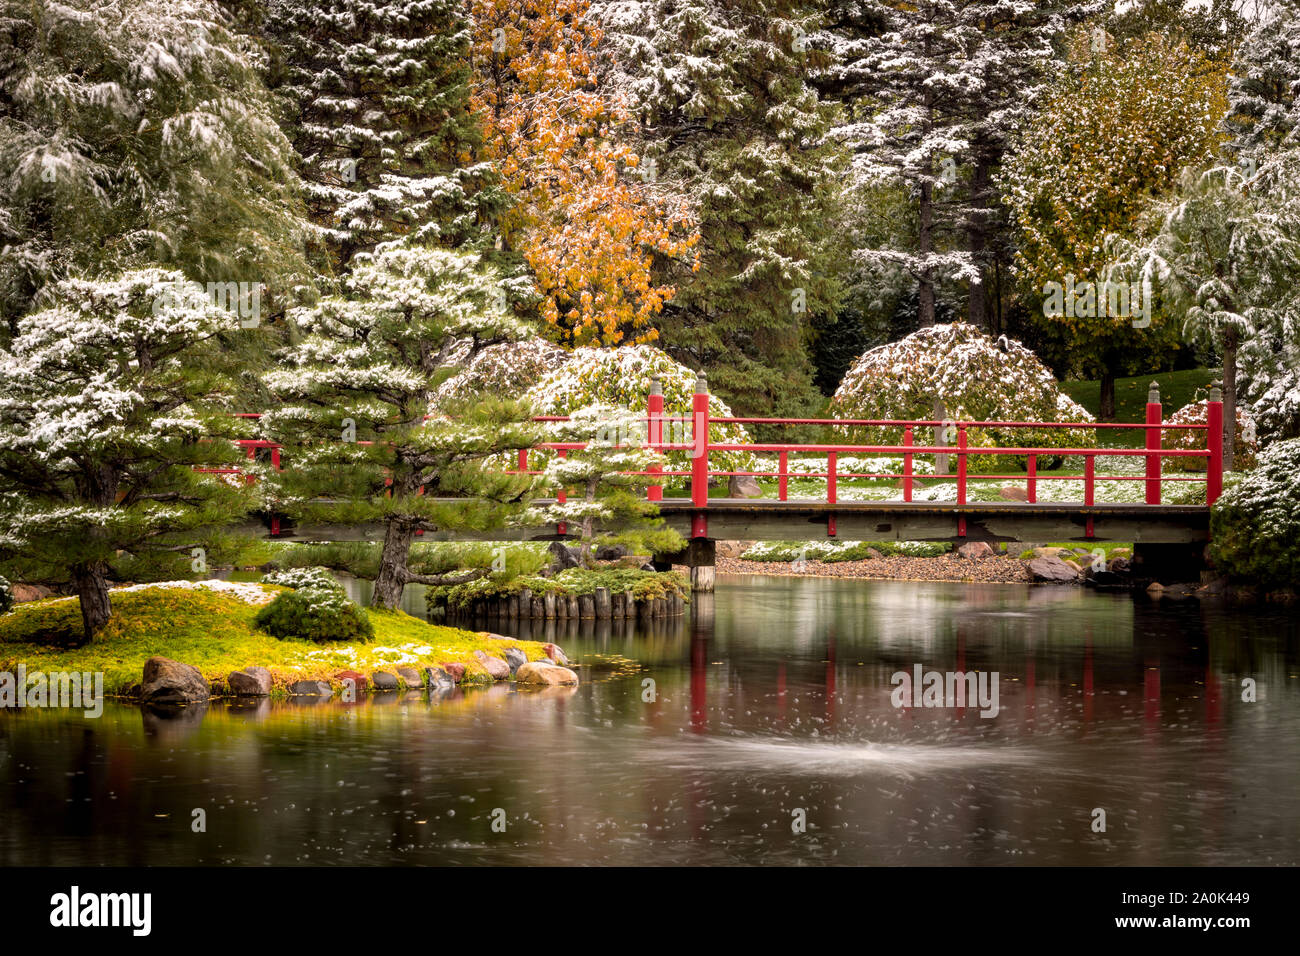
[261,567,343,593]
[524,344,754,476]
[830,324,1095,469]
[434,336,570,407]
[1164,399,1259,472]
[253,586,374,644]
[740,540,950,561]
[0,574,12,614]
[1210,437,1300,587]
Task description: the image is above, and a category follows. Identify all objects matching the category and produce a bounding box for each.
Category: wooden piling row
[440,587,688,621]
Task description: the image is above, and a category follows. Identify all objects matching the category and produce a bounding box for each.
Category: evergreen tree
[0,0,309,336]
[817,0,1082,331]
[259,0,503,273]
[0,271,254,639]
[261,243,541,610]
[530,405,679,565]
[594,0,846,420]
[1223,0,1300,162]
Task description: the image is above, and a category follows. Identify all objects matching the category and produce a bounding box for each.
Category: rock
[542,643,569,665]
[862,547,883,560]
[547,541,582,571]
[11,583,53,603]
[396,667,423,687]
[473,650,510,680]
[228,666,271,697]
[715,540,755,559]
[371,671,399,691]
[516,661,580,686]
[140,657,209,705]
[482,632,512,642]
[615,554,652,569]
[504,648,528,675]
[1159,583,1198,601]
[1084,570,1126,588]
[1026,556,1081,584]
[335,669,366,691]
[727,475,763,498]
[998,485,1029,502]
[439,662,466,683]
[1107,556,1131,573]
[1146,581,1165,594]
[289,680,332,696]
[956,541,994,560]
[594,543,628,561]
[1062,558,1083,573]
[425,666,456,689]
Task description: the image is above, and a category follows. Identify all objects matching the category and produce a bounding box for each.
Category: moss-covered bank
[0,581,553,695]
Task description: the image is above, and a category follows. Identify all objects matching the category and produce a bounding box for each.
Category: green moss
[0,584,552,695]
[434,567,689,610]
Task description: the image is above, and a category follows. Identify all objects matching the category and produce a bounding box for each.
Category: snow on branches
[831,322,1095,464]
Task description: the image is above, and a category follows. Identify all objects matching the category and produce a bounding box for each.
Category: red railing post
[517,447,529,475]
[647,376,663,502]
[956,426,967,505]
[778,450,788,501]
[244,444,256,488]
[557,448,568,536]
[1084,454,1095,506]
[827,451,837,504]
[1027,453,1037,504]
[1145,381,1162,505]
[1207,381,1224,505]
[690,372,709,525]
[903,427,913,502]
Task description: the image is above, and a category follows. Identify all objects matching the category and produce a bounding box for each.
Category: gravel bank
[717,554,1034,584]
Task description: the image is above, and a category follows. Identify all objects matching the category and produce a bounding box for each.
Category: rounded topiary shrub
[1209,436,1300,588]
[433,335,570,408]
[261,566,344,592]
[1164,399,1259,472]
[523,344,754,476]
[254,587,374,644]
[830,323,1096,470]
[0,574,12,614]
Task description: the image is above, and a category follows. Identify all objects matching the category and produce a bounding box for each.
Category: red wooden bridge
[228,377,1225,586]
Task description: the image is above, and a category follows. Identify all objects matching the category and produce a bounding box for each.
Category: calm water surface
[1,576,1297,866]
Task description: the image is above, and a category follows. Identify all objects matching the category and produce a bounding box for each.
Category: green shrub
[432,567,689,610]
[254,587,374,644]
[1209,437,1300,588]
[261,566,344,592]
[740,540,951,562]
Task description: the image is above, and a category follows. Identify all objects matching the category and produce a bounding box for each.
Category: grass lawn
[1061,367,1216,444]
[0,581,551,695]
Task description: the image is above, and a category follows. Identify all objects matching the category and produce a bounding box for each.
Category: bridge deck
[242,497,1210,545]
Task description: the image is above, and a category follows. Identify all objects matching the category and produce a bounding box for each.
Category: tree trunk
[371,519,415,610]
[967,152,991,331]
[1222,326,1238,473]
[1099,371,1117,421]
[918,176,935,329]
[72,561,112,641]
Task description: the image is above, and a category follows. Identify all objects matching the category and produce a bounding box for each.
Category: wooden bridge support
[654,536,717,593]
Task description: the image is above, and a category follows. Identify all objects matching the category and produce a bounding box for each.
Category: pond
[1,575,1296,866]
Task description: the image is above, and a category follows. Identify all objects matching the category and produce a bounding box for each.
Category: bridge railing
[515,376,1225,521]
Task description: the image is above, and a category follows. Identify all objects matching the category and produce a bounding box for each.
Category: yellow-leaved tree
[470,0,698,345]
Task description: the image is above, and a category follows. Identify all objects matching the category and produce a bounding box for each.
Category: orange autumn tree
[470,0,698,345]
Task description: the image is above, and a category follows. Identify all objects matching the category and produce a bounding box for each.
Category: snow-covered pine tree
[0,0,309,335]
[0,271,255,640]
[258,0,502,273]
[530,405,679,565]
[1104,156,1300,464]
[1223,0,1300,162]
[261,242,541,610]
[592,0,845,420]
[817,0,1084,331]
